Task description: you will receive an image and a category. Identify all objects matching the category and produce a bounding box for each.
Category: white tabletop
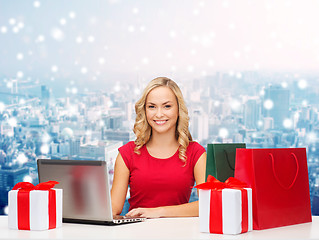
[0,216,318,239]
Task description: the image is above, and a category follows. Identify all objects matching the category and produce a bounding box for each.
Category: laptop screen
[37,159,113,222]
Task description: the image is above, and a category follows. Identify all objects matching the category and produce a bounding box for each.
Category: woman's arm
[125,152,207,218]
[110,153,130,216]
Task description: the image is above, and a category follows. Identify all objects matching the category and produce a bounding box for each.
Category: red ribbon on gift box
[195,176,249,234]
[12,181,59,230]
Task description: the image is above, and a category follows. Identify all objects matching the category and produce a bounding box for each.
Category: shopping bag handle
[269,152,299,190]
[224,150,235,171]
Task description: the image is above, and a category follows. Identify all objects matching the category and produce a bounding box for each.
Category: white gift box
[199,188,253,235]
[8,189,62,231]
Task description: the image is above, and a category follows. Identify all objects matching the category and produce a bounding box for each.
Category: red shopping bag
[235,148,312,230]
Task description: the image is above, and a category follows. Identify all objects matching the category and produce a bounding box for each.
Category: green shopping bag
[205,143,246,182]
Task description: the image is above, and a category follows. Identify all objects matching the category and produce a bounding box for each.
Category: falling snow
[51,27,64,41]
[298,79,308,89]
[219,128,229,138]
[264,99,274,110]
[33,1,41,8]
[16,53,24,60]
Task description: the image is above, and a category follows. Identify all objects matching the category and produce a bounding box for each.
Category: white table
[0,216,318,239]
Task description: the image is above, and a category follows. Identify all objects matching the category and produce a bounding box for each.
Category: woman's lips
[154,120,167,125]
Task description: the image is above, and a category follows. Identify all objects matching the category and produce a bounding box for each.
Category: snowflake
[33,1,41,8]
[71,87,78,94]
[142,57,149,64]
[230,99,241,112]
[6,82,13,88]
[190,49,197,55]
[60,18,67,25]
[16,53,24,60]
[51,65,58,72]
[42,132,51,143]
[23,175,33,183]
[88,36,95,43]
[281,82,288,88]
[17,71,24,78]
[9,18,16,25]
[99,57,105,64]
[283,119,293,129]
[81,67,88,74]
[3,206,8,215]
[40,144,49,154]
[298,79,307,89]
[1,26,7,33]
[219,128,229,138]
[36,35,45,42]
[169,30,177,38]
[12,26,19,34]
[17,22,24,29]
[263,99,274,110]
[140,26,146,32]
[0,102,5,112]
[201,71,207,76]
[8,118,17,127]
[69,12,76,19]
[208,60,214,66]
[17,153,28,164]
[193,9,200,15]
[187,65,194,72]
[76,36,83,43]
[132,7,139,14]
[244,45,252,52]
[236,72,242,79]
[128,25,135,32]
[307,132,317,143]
[166,52,173,58]
[233,51,241,58]
[51,27,64,41]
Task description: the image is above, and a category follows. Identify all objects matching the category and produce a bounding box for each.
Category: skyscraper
[262,85,290,129]
[0,166,29,214]
[41,85,51,106]
[244,98,260,129]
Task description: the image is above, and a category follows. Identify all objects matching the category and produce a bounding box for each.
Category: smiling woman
[111,77,206,218]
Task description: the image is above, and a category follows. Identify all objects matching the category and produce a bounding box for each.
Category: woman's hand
[126,207,164,219]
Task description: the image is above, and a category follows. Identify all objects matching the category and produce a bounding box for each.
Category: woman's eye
[164,105,171,108]
[148,105,155,109]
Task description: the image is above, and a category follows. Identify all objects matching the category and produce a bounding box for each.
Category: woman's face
[145,86,179,136]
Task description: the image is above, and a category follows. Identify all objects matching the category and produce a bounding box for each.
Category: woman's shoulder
[186,141,206,166]
[119,141,136,153]
[187,141,205,151]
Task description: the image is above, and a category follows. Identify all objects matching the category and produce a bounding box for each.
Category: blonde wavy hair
[133,77,192,163]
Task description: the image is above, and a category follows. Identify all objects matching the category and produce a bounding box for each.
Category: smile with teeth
[154,120,168,125]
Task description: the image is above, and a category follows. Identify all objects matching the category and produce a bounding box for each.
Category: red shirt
[118,141,205,211]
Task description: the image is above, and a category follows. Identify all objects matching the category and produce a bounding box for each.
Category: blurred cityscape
[1,71,319,215]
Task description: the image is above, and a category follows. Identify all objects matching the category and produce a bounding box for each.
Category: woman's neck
[146,131,179,157]
[148,127,178,146]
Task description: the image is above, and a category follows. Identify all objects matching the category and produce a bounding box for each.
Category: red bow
[12,181,59,191]
[195,175,248,190]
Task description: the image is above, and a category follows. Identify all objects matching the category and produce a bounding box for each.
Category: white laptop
[37,159,145,225]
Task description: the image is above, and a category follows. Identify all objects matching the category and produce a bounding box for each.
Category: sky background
[1,0,319,91]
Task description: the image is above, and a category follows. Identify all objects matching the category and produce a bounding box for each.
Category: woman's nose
[155,108,164,117]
